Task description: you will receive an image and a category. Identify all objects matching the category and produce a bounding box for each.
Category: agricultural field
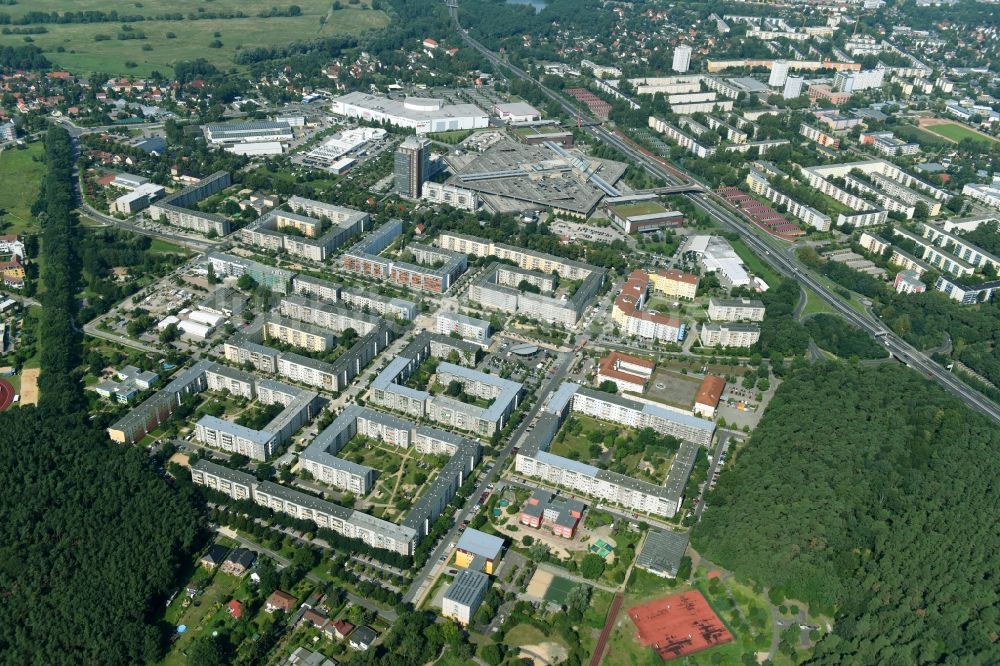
[0,142,46,236]
[0,1,388,76]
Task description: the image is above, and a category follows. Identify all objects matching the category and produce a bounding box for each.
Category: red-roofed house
[302,609,328,629]
[330,619,355,640]
[693,375,726,418]
[227,600,244,619]
[611,271,682,342]
[596,351,655,394]
[264,590,297,614]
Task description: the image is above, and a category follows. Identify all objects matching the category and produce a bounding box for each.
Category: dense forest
[803,314,887,360]
[754,280,810,357]
[0,128,201,665]
[694,363,1000,664]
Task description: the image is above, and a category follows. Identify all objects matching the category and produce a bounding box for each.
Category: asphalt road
[83,319,162,354]
[80,203,218,253]
[451,18,1000,427]
[402,346,580,606]
[695,432,732,522]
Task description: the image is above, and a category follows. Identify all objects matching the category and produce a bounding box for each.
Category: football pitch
[543,575,577,604]
[923,121,1000,146]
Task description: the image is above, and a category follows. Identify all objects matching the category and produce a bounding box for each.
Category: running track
[589,591,624,666]
[0,378,14,411]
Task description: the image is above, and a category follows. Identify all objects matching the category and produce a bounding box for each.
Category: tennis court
[590,538,614,558]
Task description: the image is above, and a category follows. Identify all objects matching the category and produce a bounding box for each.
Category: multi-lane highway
[450,9,1000,426]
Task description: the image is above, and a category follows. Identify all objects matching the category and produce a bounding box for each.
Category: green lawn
[504,623,549,647]
[898,125,954,149]
[728,237,782,287]
[161,571,243,666]
[624,567,675,604]
[0,143,45,235]
[0,2,387,77]
[550,414,606,464]
[924,121,1000,146]
[148,238,191,256]
[339,438,405,473]
[611,200,668,218]
[800,287,835,317]
[79,215,108,228]
[427,129,475,144]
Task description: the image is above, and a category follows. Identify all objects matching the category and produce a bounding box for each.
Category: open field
[0,2,388,77]
[897,124,954,149]
[148,238,191,256]
[0,143,45,236]
[918,118,1000,146]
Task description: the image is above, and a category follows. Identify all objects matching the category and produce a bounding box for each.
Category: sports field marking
[918,118,1000,145]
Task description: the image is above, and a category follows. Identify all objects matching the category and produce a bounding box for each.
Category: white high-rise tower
[672,45,692,73]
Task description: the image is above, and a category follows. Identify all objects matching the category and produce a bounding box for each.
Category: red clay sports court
[627,590,733,660]
[0,378,14,411]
